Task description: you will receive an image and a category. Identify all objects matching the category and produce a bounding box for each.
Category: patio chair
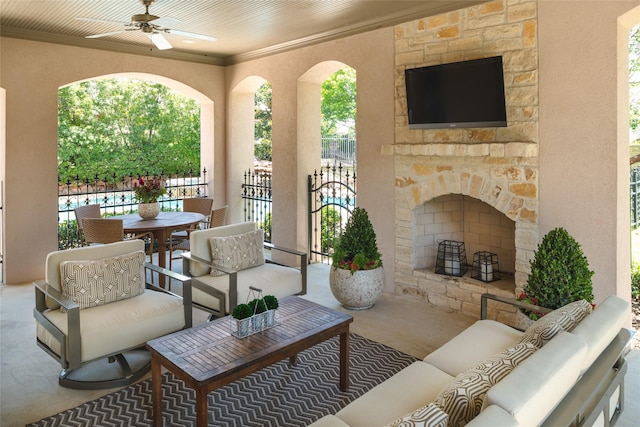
[80,217,154,262]
[73,204,101,245]
[182,221,307,319]
[168,197,214,270]
[34,239,193,389]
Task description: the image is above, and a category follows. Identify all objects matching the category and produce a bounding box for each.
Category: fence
[321,135,356,165]
[58,170,208,249]
[241,168,273,242]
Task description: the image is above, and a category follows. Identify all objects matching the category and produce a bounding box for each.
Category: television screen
[405,56,507,129]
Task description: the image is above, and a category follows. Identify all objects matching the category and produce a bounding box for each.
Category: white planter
[329,267,385,310]
[514,309,537,331]
[138,202,160,220]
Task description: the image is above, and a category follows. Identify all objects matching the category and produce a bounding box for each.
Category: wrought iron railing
[242,168,273,242]
[58,170,207,249]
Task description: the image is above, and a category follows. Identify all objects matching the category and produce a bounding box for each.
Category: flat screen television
[404,56,507,129]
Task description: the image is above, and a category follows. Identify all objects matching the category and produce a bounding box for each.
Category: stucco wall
[538,1,640,303]
[0,38,225,284]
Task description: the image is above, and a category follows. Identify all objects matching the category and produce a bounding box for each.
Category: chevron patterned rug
[28,333,417,427]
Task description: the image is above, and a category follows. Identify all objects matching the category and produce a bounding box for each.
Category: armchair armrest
[181,252,237,318]
[33,280,81,370]
[263,242,308,295]
[480,293,553,320]
[144,262,193,328]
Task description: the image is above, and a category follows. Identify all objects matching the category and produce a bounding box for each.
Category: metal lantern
[435,240,468,277]
[471,251,501,282]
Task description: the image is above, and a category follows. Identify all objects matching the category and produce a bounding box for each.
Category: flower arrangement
[132,177,167,204]
[515,292,546,321]
[331,207,382,274]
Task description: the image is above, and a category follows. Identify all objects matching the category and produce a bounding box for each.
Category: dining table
[115,211,206,288]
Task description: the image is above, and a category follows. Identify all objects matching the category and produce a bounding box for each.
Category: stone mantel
[381,143,538,158]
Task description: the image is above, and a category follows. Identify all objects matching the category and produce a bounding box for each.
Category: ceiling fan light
[150,33,172,50]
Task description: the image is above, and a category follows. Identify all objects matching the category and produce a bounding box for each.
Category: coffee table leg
[151,355,162,427]
[195,387,209,427]
[339,330,350,391]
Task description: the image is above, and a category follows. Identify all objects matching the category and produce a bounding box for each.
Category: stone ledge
[381,142,538,158]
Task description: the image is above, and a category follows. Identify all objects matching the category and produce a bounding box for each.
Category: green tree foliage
[332,207,381,272]
[630,26,640,142]
[58,78,201,183]
[321,68,356,135]
[254,82,272,160]
[321,206,343,252]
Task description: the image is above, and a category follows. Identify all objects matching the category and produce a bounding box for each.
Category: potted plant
[231,303,253,337]
[263,295,279,327]
[132,176,167,220]
[248,298,267,331]
[516,227,594,327]
[329,207,384,309]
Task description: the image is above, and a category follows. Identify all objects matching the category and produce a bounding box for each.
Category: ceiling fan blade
[149,32,172,50]
[152,16,180,27]
[86,30,128,39]
[164,29,217,42]
[75,17,128,26]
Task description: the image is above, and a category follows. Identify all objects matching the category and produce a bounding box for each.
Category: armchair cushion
[208,228,265,277]
[59,250,145,310]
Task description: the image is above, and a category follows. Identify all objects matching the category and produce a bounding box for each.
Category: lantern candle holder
[435,240,468,277]
[471,251,501,282]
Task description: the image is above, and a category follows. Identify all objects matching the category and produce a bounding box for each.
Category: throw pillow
[60,250,146,310]
[209,228,265,276]
[433,342,537,427]
[385,403,448,427]
[518,299,593,348]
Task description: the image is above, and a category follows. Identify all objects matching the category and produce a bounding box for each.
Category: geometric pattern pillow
[384,403,448,427]
[209,228,265,277]
[59,250,145,310]
[518,299,592,348]
[433,342,537,427]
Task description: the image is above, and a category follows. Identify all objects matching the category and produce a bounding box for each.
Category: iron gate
[308,163,356,263]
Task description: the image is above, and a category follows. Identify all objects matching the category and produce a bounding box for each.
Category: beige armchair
[182,221,307,319]
[34,239,193,389]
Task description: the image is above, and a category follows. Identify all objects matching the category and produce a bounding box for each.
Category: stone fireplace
[389,0,540,322]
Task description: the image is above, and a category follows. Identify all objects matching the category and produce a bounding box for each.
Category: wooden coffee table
[146,296,354,427]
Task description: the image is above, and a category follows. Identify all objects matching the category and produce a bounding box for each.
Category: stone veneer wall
[386,0,541,322]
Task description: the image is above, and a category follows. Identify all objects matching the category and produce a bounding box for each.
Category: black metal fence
[241,169,273,242]
[633,165,640,229]
[58,170,207,249]
[308,163,356,263]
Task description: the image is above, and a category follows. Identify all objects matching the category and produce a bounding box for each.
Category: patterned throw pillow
[60,250,146,310]
[385,403,448,427]
[209,229,265,277]
[518,299,593,348]
[433,342,537,427]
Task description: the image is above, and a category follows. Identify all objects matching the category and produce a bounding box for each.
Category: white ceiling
[0,0,483,65]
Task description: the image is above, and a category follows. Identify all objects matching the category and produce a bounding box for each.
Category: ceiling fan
[76,0,217,50]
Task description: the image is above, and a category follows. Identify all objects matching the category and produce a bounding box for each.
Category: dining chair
[80,218,154,262]
[168,197,214,270]
[74,204,101,245]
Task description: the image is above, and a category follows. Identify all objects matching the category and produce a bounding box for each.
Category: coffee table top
[147,296,353,382]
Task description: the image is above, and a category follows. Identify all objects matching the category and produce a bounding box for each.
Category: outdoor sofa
[310,293,632,427]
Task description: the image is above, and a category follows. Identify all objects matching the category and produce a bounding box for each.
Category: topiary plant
[523,227,594,312]
[232,303,253,320]
[331,207,382,274]
[263,295,279,310]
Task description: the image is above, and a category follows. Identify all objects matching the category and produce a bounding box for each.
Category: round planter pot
[514,308,537,330]
[329,267,385,310]
[138,202,160,220]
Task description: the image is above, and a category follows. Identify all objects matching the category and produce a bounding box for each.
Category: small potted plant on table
[231,303,253,337]
[263,295,279,327]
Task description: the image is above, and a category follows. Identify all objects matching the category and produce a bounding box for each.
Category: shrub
[524,227,594,311]
[232,303,253,320]
[321,206,342,252]
[331,207,382,273]
[632,264,640,300]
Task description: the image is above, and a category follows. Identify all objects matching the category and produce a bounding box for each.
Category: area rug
[28,333,417,427]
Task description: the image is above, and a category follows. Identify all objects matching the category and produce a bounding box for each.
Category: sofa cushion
[336,361,454,427]
[433,342,537,427]
[59,250,145,310]
[464,405,519,427]
[518,299,592,348]
[485,331,587,426]
[570,295,630,374]
[209,228,265,276]
[423,320,523,377]
[385,403,448,427]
